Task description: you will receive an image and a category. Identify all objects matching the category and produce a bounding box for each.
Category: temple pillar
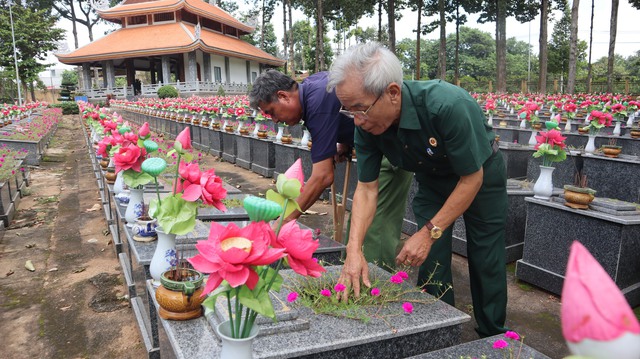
[126,59,135,87]
[202,53,211,82]
[106,60,116,89]
[101,61,108,88]
[224,56,230,83]
[82,63,91,92]
[161,56,171,84]
[246,60,251,84]
[186,51,197,83]
[150,59,157,84]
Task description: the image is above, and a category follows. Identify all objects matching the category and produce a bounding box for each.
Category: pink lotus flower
[562,241,640,343]
[182,169,227,211]
[284,158,305,192]
[113,143,146,173]
[124,131,138,143]
[534,129,566,150]
[139,122,150,138]
[178,161,202,185]
[175,127,192,150]
[188,221,286,294]
[273,221,325,277]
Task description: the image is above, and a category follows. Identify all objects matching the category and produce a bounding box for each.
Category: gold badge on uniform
[429,137,438,147]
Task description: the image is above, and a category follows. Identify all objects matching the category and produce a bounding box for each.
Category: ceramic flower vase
[300,129,311,147]
[132,217,158,242]
[533,165,555,200]
[584,113,591,125]
[113,171,125,195]
[252,122,261,137]
[275,125,284,143]
[528,130,538,146]
[150,227,177,286]
[585,135,597,154]
[236,120,245,134]
[519,119,527,129]
[124,187,144,226]
[626,114,635,128]
[564,118,572,132]
[487,114,493,126]
[216,320,259,359]
[613,121,621,136]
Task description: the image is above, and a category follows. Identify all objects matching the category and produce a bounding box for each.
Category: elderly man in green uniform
[329,42,508,337]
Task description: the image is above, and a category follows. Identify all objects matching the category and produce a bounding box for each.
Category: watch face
[431,228,443,239]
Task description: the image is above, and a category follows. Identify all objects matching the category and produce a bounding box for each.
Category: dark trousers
[414,151,508,337]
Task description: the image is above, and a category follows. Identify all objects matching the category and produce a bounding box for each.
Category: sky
[57,1,640,67]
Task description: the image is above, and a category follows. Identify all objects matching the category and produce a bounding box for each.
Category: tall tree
[585,0,594,92]
[566,0,579,94]
[538,0,549,93]
[464,0,538,93]
[437,0,446,79]
[451,1,468,84]
[0,3,65,101]
[607,0,619,93]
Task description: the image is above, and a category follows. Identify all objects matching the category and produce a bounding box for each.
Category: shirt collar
[398,82,422,130]
[298,82,305,115]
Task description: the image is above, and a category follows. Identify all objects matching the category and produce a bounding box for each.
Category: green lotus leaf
[141,157,167,177]
[518,112,527,119]
[143,139,159,153]
[243,196,282,222]
[122,169,153,187]
[154,195,197,235]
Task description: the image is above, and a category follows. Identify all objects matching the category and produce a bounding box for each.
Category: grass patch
[35,195,59,205]
[506,263,516,274]
[516,279,534,292]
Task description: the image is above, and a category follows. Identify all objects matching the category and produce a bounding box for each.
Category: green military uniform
[354,80,508,337]
[345,157,413,272]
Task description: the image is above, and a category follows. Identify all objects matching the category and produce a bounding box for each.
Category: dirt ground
[0,114,570,358]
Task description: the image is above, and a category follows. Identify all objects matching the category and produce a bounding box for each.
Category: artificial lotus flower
[266,158,305,218]
[534,129,567,150]
[562,241,640,359]
[139,122,151,139]
[274,220,325,277]
[113,142,146,173]
[182,168,227,211]
[174,127,192,152]
[178,161,202,186]
[188,221,286,292]
[532,129,567,167]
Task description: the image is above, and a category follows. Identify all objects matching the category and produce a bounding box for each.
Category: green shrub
[157,85,179,99]
[217,85,226,96]
[50,101,79,115]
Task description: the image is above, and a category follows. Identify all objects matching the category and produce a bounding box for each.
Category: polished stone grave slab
[409,334,551,359]
[221,131,237,163]
[235,134,253,170]
[516,197,640,306]
[251,137,276,177]
[149,264,470,359]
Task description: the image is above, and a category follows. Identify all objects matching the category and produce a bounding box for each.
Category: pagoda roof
[99,0,254,33]
[55,22,284,66]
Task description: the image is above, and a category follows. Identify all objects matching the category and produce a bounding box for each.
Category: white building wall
[210,55,226,82]
[228,57,247,84]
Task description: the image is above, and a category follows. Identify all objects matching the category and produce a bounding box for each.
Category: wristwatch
[426,221,443,240]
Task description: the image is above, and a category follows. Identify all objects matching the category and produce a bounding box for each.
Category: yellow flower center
[220,236,252,253]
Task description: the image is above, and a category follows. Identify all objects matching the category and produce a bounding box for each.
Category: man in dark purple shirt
[249,70,413,271]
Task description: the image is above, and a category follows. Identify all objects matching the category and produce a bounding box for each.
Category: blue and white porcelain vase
[150,226,177,286]
[124,186,144,226]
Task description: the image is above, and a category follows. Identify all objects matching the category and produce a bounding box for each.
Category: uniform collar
[298,82,305,115]
[398,82,422,130]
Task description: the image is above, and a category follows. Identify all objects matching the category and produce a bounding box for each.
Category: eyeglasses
[339,94,382,120]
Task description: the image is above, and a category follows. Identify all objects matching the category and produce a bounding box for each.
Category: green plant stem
[153,176,162,206]
[173,152,182,195]
[234,287,242,338]
[274,198,289,238]
[226,291,235,336]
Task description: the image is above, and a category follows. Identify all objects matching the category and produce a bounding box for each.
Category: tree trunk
[538,0,548,94]
[438,0,446,80]
[30,82,36,102]
[567,0,580,94]
[316,0,325,71]
[586,0,594,92]
[416,0,422,80]
[495,0,507,93]
[70,3,79,49]
[288,0,294,74]
[387,0,396,53]
[607,0,619,93]
[378,0,382,42]
[454,3,460,84]
[282,1,288,74]
[260,0,265,49]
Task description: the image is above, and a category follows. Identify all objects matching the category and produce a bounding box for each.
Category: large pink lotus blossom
[562,241,640,343]
[534,129,566,150]
[178,161,202,184]
[274,221,325,277]
[124,131,138,143]
[182,169,227,210]
[139,122,150,138]
[113,143,146,173]
[188,222,286,294]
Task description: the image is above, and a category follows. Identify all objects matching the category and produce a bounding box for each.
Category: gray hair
[248,70,297,109]
[327,42,403,96]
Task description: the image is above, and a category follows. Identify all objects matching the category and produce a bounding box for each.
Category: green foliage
[216,85,225,96]
[157,85,178,99]
[50,101,79,115]
[61,70,78,87]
